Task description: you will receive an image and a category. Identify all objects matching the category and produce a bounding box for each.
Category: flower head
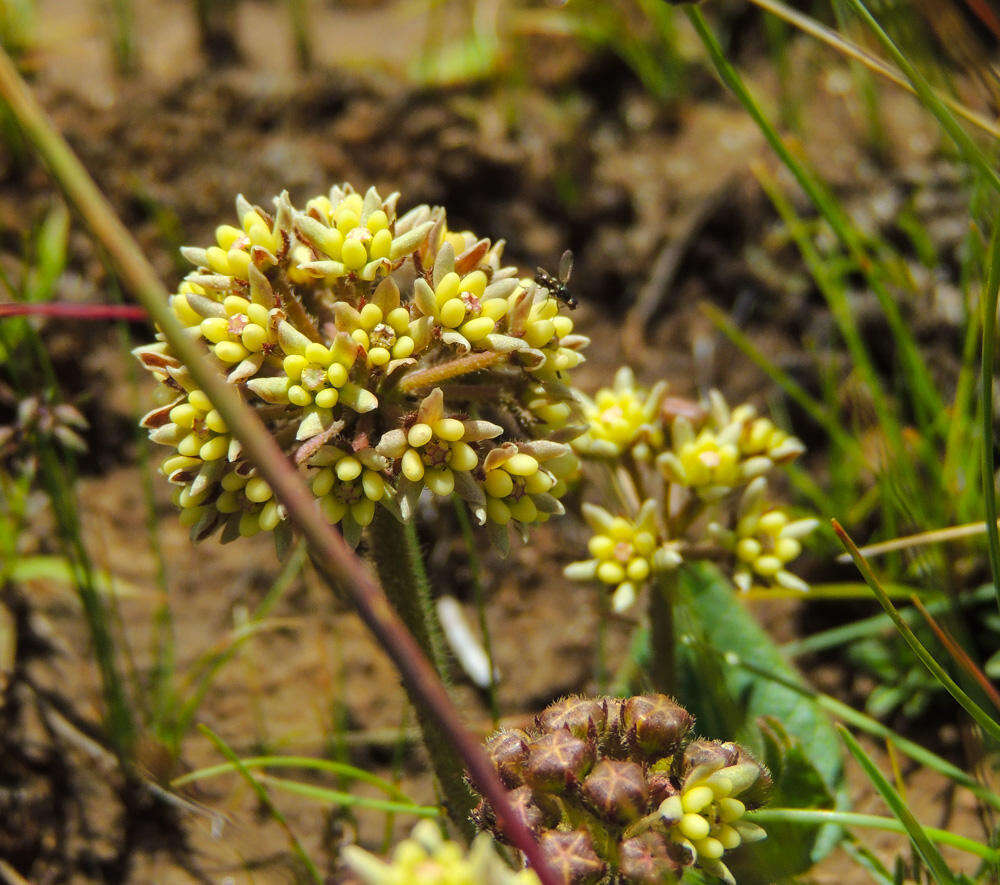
[564,501,681,612]
[342,819,540,885]
[572,367,667,460]
[709,477,818,593]
[474,695,769,884]
[135,185,587,548]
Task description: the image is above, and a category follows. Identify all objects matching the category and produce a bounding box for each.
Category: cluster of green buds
[134,185,587,547]
[474,694,769,884]
[342,819,540,885]
[567,371,815,604]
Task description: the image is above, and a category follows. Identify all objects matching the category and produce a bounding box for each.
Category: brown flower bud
[537,696,607,741]
[683,738,739,772]
[581,759,648,825]
[538,830,607,885]
[646,768,680,808]
[485,728,529,788]
[507,784,559,834]
[524,729,595,793]
[619,833,684,884]
[621,695,693,758]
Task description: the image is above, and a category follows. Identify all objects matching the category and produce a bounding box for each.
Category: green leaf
[724,717,835,881]
[674,563,845,881]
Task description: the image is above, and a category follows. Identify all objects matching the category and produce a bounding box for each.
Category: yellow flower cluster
[564,501,681,612]
[342,820,540,885]
[572,367,666,460]
[658,749,768,885]
[709,477,819,593]
[568,375,814,601]
[135,185,587,547]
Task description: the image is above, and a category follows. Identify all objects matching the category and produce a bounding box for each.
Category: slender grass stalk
[173,541,307,745]
[699,301,858,455]
[200,726,323,883]
[0,283,136,761]
[833,520,1000,746]
[747,807,997,863]
[0,47,557,879]
[253,774,440,818]
[839,0,1000,197]
[782,584,997,658]
[288,0,312,71]
[726,646,1000,810]
[174,754,418,801]
[744,0,1000,141]
[838,726,958,883]
[687,6,946,445]
[368,508,476,838]
[110,0,136,76]
[982,222,1000,607]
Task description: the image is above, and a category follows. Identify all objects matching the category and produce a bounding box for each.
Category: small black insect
[534,249,577,310]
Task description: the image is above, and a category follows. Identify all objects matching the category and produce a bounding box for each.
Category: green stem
[368,508,476,838]
[746,808,997,863]
[648,571,677,695]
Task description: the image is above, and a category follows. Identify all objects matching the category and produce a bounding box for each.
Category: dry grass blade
[911,595,1000,714]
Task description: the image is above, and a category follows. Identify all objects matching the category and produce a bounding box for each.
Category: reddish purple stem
[0,302,149,321]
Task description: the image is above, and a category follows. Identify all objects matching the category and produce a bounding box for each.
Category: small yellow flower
[564,501,682,612]
[291,185,434,284]
[376,387,502,503]
[658,746,768,885]
[343,820,540,885]
[709,477,817,593]
[310,444,391,545]
[573,367,667,460]
[657,391,779,499]
[137,185,585,547]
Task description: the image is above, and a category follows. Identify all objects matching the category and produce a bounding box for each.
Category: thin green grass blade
[837,729,960,881]
[729,651,1000,810]
[172,754,419,805]
[834,520,1000,745]
[687,5,947,443]
[198,726,322,883]
[782,584,997,657]
[746,0,1000,142]
[173,540,307,738]
[842,841,896,885]
[982,221,1000,608]
[255,774,440,818]
[839,0,1000,197]
[699,301,858,455]
[749,805,994,864]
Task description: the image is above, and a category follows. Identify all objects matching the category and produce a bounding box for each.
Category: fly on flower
[535,249,577,310]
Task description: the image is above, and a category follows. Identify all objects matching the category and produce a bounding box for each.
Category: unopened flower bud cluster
[567,369,816,604]
[135,185,587,547]
[474,694,770,885]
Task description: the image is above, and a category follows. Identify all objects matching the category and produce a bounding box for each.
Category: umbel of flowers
[473,694,770,885]
[343,819,541,885]
[567,369,816,606]
[134,185,587,548]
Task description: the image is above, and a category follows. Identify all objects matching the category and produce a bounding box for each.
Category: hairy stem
[368,508,476,837]
[648,570,677,695]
